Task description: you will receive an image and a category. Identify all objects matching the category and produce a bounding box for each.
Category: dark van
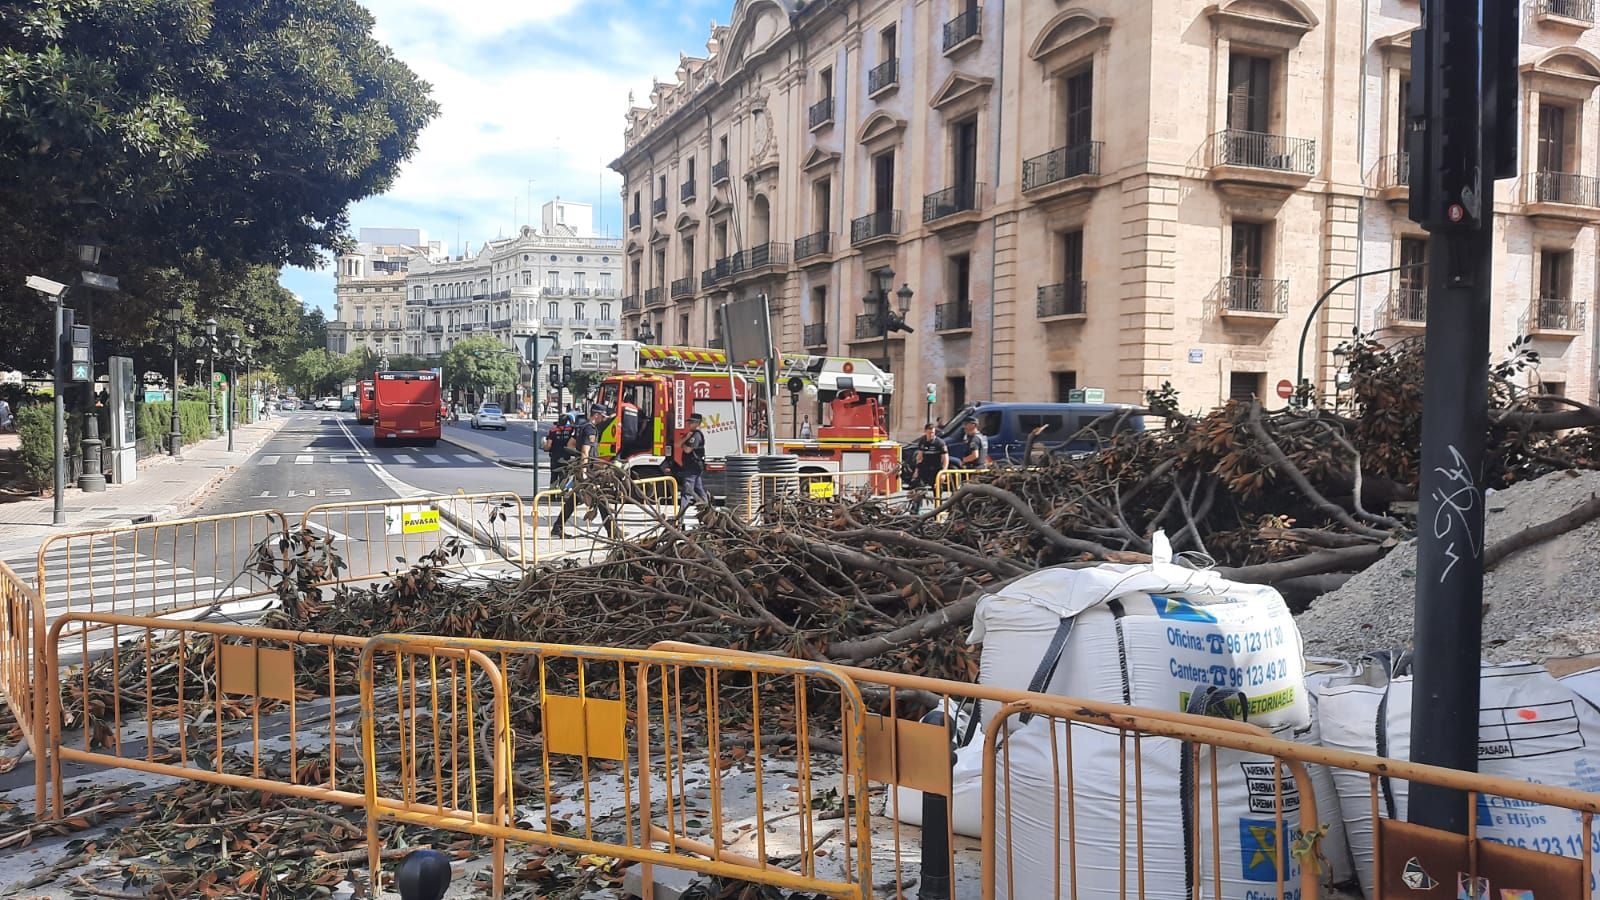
[940,402,1145,465]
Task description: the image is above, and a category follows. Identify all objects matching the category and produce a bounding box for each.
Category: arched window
[600,302,612,320]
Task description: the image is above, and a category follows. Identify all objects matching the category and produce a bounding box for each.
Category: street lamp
[25,275,70,525]
[863,271,914,431]
[73,235,117,494]
[1291,263,1422,406]
[166,300,184,457]
[203,317,219,437]
[226,332,241,452]
[637,323,656,344]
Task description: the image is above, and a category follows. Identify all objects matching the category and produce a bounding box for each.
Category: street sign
[1276,379,1294,399]
[1188,349,1204,364]
[1083,388,1105,403]
[70,362,90,382]
[808,480,836,499]
[386,504,440,535]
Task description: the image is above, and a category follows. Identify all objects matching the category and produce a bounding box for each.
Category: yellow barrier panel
[0,561,43,811]
[934,468,982,504]
[298,492,528,583]
[43,612,506,832]
[360,634,873,899]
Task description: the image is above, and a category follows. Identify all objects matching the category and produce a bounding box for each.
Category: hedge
[137,400,212,448]
[16,405,56,488]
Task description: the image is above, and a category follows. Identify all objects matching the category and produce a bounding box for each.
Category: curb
[440,431,541,470]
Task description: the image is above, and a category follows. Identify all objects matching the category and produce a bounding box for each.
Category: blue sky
[279,0,729,315]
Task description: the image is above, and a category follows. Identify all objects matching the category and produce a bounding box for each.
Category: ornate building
[614,0,1598,435]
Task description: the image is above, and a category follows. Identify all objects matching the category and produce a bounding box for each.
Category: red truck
[372,371,442,445]
[356,380,376,425]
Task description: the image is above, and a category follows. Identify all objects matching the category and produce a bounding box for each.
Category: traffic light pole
[1408,0,1515,833]
[51,296,66,526]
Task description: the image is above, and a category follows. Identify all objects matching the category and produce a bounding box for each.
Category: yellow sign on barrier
[401,509,440,534]
[808,480,836,499]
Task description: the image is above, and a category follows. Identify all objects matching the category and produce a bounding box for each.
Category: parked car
[339,395,357,412]
[317,397,341,411]
[277,399,299,412]
[938,402,1146,465]
[470,403,507,430]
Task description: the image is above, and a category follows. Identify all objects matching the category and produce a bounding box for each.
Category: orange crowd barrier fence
[297,492,529,584]
[359,634,872,898]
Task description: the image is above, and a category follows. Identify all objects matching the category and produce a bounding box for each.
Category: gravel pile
[1296,469,1600,663]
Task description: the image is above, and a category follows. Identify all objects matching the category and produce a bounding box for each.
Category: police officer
[555,404,612,538]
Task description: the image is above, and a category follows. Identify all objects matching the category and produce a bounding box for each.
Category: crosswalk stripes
[246,452,477,467]
[261,455,280,466]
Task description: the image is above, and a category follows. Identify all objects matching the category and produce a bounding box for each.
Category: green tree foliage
[0,0,438,370]
[439,338,518,395]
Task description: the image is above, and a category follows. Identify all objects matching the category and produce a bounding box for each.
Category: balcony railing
[1220,275,1289,314]
[1540,0,1596,20]
[567,287,589,296]
[712,159,729,185]
[595,317,617,328]
[851,209,902,245]
[943,6,982,51]
[629,210,641,230]
[1385,288,1427,325]
[652,196,668,217]
[681,180,696,202]
[1023,142,1102,191]
[708,334,725,350]
[1213,129,1316,174]
[569,317,590,327]
[1533,170,1600,207]
[1379,151,1411,189]
[543,316,564,326]
[803,323,827,347]
[868,57,899,95]
[622,295,641,312]
[424,324,444,333]
[702,266,722,289]
[491,318,513,330]
[935,302,973,331]
[1534,297,1587,332]
[729,242,791,274]
[542,286,565,297]
[923,182,984,222]
[855,314,888,340]
[670,276,695,299]
[644,287,666,308]
[592,287,619,298]
[809,95,835,130]
[794,230,831,260]
[1037,282,1088,318]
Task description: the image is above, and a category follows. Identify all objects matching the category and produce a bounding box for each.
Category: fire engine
[566,340,902,495]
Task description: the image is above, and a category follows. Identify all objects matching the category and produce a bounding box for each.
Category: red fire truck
[356,380,376,425]
[568,340,901,495]
[372,370,442,445]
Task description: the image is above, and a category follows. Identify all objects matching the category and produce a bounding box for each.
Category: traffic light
[66,321,92,383]
[561,353,572,385]
[548,362,561,387]
[925,382,937,404]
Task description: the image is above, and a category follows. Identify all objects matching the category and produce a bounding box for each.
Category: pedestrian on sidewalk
[799,415,812,440]
[676,413,711,510]
[0,397,12,433]
[554,405,613,538]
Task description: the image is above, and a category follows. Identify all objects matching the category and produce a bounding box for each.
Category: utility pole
[1407,0,1518,833]
[52,296,66,525]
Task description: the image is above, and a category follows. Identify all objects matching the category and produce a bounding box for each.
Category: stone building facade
[327,228,443,356]
[614,0,1597,434]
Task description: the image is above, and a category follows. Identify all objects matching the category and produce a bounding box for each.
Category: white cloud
[368,0,585,44]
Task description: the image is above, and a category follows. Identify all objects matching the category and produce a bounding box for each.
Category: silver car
[470,403,507,430]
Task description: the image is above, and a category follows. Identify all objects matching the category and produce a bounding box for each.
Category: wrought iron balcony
[1533,297,1587,332]
[701,266,722,289]
[943,6,981,51]
[543,316,564,326]
[1023,142,1102,191]
[809,95,835,130]
[622,294,641,312]
[803,323,827,347]
[592,287,619,298]
[935,303,973,332]
[651,196,668,217]
[569,316,590,327]
[1378,151,1411,190]
[629,210,641,230]
[855,314,888,339]
[1385,288,1427,326]
[1533,171,1600,207]
[1219,276,1289,315]
[794,230,831,260]
[923,182,984,223]
[491,318,513,330]
[1539,0,1595,20]
[681,180,696,202]
[1213,129,1316,174]
[851,209,902,245]
[670,276,694,299]
[644,287,666,308]
[424,324,444,333]
[868,57,899,95]
[1037,282,1087,318]
[712,159,729,185]
[595,317,617,328]
[728,242,790,275]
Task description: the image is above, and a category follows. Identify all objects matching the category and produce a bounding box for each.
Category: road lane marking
[261,455,280,466]
[421,454,448,464]
[294,455,314,465]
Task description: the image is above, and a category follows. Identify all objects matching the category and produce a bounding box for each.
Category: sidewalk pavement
[0,415,291,553]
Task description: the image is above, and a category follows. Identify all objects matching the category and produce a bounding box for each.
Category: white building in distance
[327,227,444,356]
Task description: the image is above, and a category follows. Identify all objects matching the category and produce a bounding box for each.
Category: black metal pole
[52,297,66,525]
[530,336,540,492]
[1409,0,1491,833]
[169,320,183,459]
[918,709,955,900]
[227,360,236,452]
[78,291,105,492]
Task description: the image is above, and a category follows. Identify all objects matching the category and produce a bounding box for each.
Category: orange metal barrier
[298,492,528,583]
[43,612,502,825]
[0,560,43,809]
[360,634,872,898]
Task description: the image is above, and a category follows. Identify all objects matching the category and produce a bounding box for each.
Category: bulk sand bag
[1313,657,1600,897]
[895,533,1335,894]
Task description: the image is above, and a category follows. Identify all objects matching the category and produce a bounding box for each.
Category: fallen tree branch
[1483,490,1600,571]
[1219,543,1389,585]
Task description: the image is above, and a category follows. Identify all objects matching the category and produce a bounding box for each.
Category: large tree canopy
[0,0,437,369]
[439,337,519,395]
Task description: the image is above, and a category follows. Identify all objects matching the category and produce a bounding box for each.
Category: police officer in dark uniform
[554,404,613,538]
